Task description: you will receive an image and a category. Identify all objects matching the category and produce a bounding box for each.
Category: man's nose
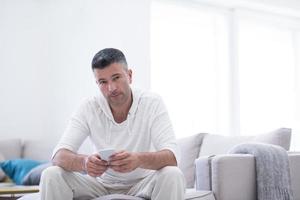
[108,82,116,92]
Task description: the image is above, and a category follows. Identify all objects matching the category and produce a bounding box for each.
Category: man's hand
[53,149,176,174]
[109,151,140,173]
[110,150,177,172]
[84,153,109,177]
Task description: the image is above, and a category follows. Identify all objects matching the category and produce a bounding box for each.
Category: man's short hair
[91,48,128,70]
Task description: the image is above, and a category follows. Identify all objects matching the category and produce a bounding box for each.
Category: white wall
[0,0,151,144]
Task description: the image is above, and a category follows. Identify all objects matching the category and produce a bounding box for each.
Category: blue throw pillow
[22,162,52,185]
[0,159,43,185]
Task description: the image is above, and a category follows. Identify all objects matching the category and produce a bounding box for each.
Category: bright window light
[151,1,230,138]
[151,1,300,150]
[239,17,295,135]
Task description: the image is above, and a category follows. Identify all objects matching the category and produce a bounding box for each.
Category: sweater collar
[97,88,143,123]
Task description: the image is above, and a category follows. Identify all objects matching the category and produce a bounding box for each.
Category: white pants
[40,166,186,200]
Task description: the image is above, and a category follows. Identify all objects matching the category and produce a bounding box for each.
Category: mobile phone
[98,148,115,161]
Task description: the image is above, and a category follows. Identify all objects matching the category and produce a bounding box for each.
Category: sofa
[0,127,299,200]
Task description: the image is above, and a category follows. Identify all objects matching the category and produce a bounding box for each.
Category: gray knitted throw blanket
[229,143,293,200]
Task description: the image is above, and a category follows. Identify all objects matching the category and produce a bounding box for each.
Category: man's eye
[99,81,107,85]
[113,76,120,81]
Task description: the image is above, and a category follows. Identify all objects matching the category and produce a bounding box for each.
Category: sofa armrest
[195,156,215,190]
[195,154,256,200]
[210,154,256,200]
[201,153,300,200]
[289,153,300,199]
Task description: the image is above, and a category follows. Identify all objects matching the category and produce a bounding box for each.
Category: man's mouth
[110,92,120,98]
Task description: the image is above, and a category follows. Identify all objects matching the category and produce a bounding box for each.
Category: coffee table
[0,185,39,199]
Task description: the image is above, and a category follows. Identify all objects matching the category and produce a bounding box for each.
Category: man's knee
[157,166,185,183]
[41,166,67,183]
[152,166,186,199]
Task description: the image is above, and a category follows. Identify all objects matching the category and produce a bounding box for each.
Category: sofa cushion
[177,133,207,188]
[0,139,22,159]
[92,194,144,199]
[185,189,215,200]
[251,128,291,150]
[20,191,216,200]
[199,128,291,157]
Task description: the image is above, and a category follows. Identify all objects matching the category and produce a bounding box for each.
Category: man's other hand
[84,154,109,177]
[109,150,140,173]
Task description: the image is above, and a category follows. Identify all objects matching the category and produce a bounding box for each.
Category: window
[237,11,300,149]
[151,1,231,137]
[238,12,295,134]
[151,1,300,150]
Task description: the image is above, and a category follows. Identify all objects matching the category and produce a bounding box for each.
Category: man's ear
[127,69,133,83]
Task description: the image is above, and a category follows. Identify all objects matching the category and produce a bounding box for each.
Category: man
[40,48,185,200]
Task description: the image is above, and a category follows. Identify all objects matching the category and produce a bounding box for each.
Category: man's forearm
[52,149,87,172]
[137,149,177,170]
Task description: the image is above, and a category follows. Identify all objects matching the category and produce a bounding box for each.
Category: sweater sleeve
[150,96,180,164]
[52,101,90,159]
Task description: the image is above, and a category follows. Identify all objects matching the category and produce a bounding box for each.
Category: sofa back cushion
[0,153,6,181]
[199,128,291,157]
[177,133,207,188]
[251,128,291,150]
[22,140,55,161]
[0,139,22,159]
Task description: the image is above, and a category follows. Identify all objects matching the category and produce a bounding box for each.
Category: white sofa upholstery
[0,127,299,200]
[199,153,300,200]
[178,128,299,200]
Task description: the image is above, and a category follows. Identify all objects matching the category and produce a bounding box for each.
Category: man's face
[93,62,132,107]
